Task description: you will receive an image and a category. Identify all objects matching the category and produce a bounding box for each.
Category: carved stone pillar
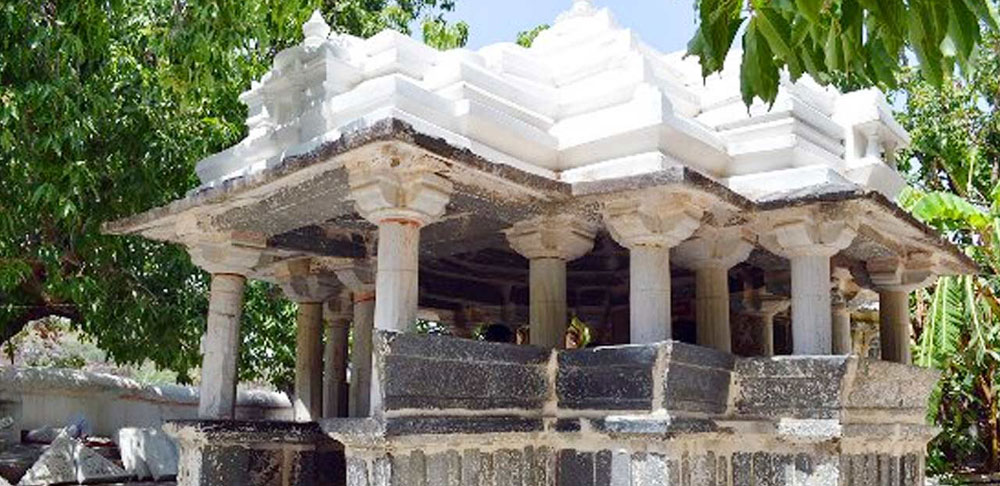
[275,258,340,422]
[603,195,703,344]
[324,291,352,418]
[674,227,753,352]
[868,255,936,364]
[347,155,452,415]
[506,215,597,348]
[765,218,857,355]
[187,243,268,419]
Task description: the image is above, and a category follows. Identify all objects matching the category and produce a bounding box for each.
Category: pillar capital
[673,226,754,270]
[505,215,597,261]
[188,242,269,276]
[324,291,354,325]
[347,160,453,227]
[602,195,703,249]
[747,295,790,319]
[272,258,341,304]
[764,218,857,258]
[867,253,936,291]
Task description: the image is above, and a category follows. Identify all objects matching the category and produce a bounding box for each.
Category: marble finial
[303,10,331,46]
[557,0,597,22]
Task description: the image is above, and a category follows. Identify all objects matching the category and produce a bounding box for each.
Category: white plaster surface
[0,367,291,438]
[191,2,911,202]
[790,255,834,355]
[694,266,732,352]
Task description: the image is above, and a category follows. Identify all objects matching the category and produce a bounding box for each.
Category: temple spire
[303,9,331,47]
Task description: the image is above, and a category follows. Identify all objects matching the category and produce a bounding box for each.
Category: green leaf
[741,18,781,106]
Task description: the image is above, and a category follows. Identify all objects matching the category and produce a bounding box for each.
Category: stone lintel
[602,194,703,249]
[672,226,754,270]
[505,214,597,261]
[866,253,937,291]
[346,148,453,226]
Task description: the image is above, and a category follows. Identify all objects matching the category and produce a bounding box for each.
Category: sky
[448,1,698,53]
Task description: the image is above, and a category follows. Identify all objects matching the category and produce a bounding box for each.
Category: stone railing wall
[321,332,938,486]
[0,367,292,438]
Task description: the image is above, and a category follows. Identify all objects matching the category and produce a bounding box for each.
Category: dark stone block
[734,357,852,419]
[381,347,549,411]
[595,450,612,486]
[558,450,594,486]
[384,416,543,436]
[588,416,716,435]
[557,345,657,410]
[495,449,523,486]
[554,419,582,432]
[732,453,751,486]
[662,363,732,414]
[381,332,551,365]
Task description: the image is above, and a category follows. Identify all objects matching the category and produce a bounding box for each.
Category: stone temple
[104,2,978,485]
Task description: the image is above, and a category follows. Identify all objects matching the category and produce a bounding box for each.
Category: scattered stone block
[117,427,179,480]
[17,435,128,485]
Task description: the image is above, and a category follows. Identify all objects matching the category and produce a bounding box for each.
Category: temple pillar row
[766,218,857,355]
[274,257,341,422]
[506,215,597,348]
[602,195,704,344]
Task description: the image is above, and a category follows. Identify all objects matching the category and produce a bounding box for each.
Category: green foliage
[690,0,1000,105]
[516,24,549,48]
[899,36,1000,472]
[0,0,466,384]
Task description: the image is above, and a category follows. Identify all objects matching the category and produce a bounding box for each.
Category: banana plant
[907,187,1000,473]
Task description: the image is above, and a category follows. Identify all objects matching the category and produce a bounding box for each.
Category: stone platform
[170,332,938,486]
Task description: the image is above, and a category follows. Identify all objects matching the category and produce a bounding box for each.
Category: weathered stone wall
[0,367,292,437]
[322,332,938,486]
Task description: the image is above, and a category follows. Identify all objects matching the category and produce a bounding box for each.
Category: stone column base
[164,420,344,486]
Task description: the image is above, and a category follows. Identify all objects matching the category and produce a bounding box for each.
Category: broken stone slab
[17,435,129,485]
[117,427,179,481]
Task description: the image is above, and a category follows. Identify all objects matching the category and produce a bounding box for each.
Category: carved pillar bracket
[506,214,598,261]
[602,196,703,250]
[867,253,937,292]
[762,216,858,355]
[505,215,597,348]
[347,156,453,227]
